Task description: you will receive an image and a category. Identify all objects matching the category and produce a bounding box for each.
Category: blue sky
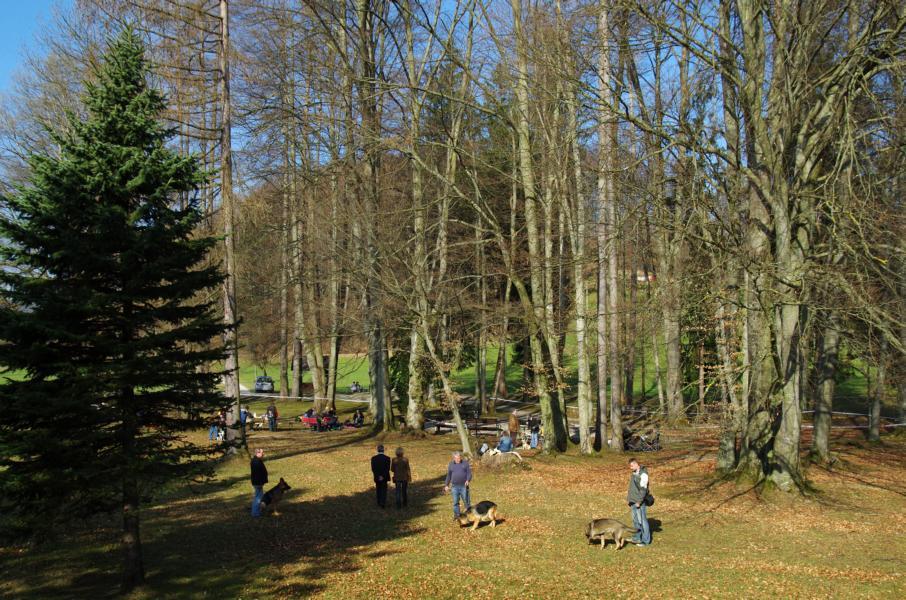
[0,0,64,96]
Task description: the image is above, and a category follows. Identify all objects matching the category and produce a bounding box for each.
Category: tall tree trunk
[769,205,807,491]
[570,114,592,454]
[279,33,293,400]
[492,171,519,402]
[715,289,742,472]
[625,247,637,405]
[356,0,391,431]
[492,275,512,400]
[697,340,706,418]
[510,0,565,452]
[476,216,489,412]
[121,473,144,592]
[326,173,341,411]
[594,1,612,450]
[900,314,906,425]
[279,172,290,399]
[120,396,144,592]
[869,338,887,442]
[811,317,839,462]
[219,0,240,449]
[642,261,666,412]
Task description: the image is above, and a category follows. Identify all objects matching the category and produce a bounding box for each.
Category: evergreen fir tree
[0,28,226,592]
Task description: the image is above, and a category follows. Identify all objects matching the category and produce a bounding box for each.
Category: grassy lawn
[238,342,899,419]
[3,415,904,599]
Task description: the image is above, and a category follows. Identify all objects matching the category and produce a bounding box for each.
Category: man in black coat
[371,444,391,508]
[250,448,268,517]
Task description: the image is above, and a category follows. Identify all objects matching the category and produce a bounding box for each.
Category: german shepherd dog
[585,518,638,550]
[457,501,499,531]
[259,478,291,516]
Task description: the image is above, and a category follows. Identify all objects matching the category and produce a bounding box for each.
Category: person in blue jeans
[627,457,651,546]
[250,448,268,517]
[444,451,472,521]
[239,405,250,439]
[266,404,277,432]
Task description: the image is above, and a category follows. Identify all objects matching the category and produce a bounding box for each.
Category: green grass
[238,340,895,418]
[239,355,371,393]
[2,424,905,598]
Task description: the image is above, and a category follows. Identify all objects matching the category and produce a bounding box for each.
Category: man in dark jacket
[627,457,651,545]
[371,444,392,508]
[250,448,268,517]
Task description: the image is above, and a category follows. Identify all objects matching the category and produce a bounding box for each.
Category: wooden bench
[466,416,504,437]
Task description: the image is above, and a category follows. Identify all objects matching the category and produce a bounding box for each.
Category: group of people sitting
[478,433,516,457]
[300,407,365,431]
[349,381,364,393]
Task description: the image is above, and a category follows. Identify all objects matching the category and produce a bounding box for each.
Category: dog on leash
[457,500,499,531]
[584,518,639,550]
[259,478,291,516]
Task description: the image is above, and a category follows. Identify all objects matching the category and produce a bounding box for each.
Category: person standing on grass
[208,414,220,441]
[267,403,278,432]
[627,457,652,546]
[391,447,412,509]
[239,405,250,439]
[250,448,268,517]
[371,444,391,508]
[444,451,472,521]
[508,412,520,447]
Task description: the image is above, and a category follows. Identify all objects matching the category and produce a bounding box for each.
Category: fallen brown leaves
[3,426,906,599]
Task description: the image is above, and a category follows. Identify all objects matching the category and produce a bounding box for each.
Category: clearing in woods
[2,406,904,599]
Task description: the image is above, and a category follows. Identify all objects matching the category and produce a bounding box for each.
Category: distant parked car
[254,375,275,393]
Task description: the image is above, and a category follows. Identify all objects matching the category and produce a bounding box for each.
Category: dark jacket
[445,460,472,487]
[627,466,649,505]
[391,457,411,483]
[250,457,268,487]
[371,453,391,483]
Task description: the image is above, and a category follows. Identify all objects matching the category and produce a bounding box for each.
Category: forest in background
[1,0,904,492]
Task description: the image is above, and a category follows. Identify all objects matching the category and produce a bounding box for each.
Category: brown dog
[457,500,499,531]
[259,478,291,516]
[585,518,638,550]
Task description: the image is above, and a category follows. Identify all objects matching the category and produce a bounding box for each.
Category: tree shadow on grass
[157,428,377,505]
[4,474,448,599]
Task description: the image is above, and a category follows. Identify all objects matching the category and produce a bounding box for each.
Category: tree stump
[480,451,523,468]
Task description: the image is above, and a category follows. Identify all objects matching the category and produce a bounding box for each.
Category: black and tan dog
[259,478,291,516]
[457,501,499,531]
[584,518,638,550]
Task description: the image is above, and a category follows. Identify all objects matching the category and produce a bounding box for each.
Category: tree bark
[120,389,144,592]
[869,339,887,442]
[811,319,839,461]
[356,0,391,431]
[568,84,593,454]
[492,275,513,401]
[510,0,565,452]
[219,0,240,450]
[596,0,622,452]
